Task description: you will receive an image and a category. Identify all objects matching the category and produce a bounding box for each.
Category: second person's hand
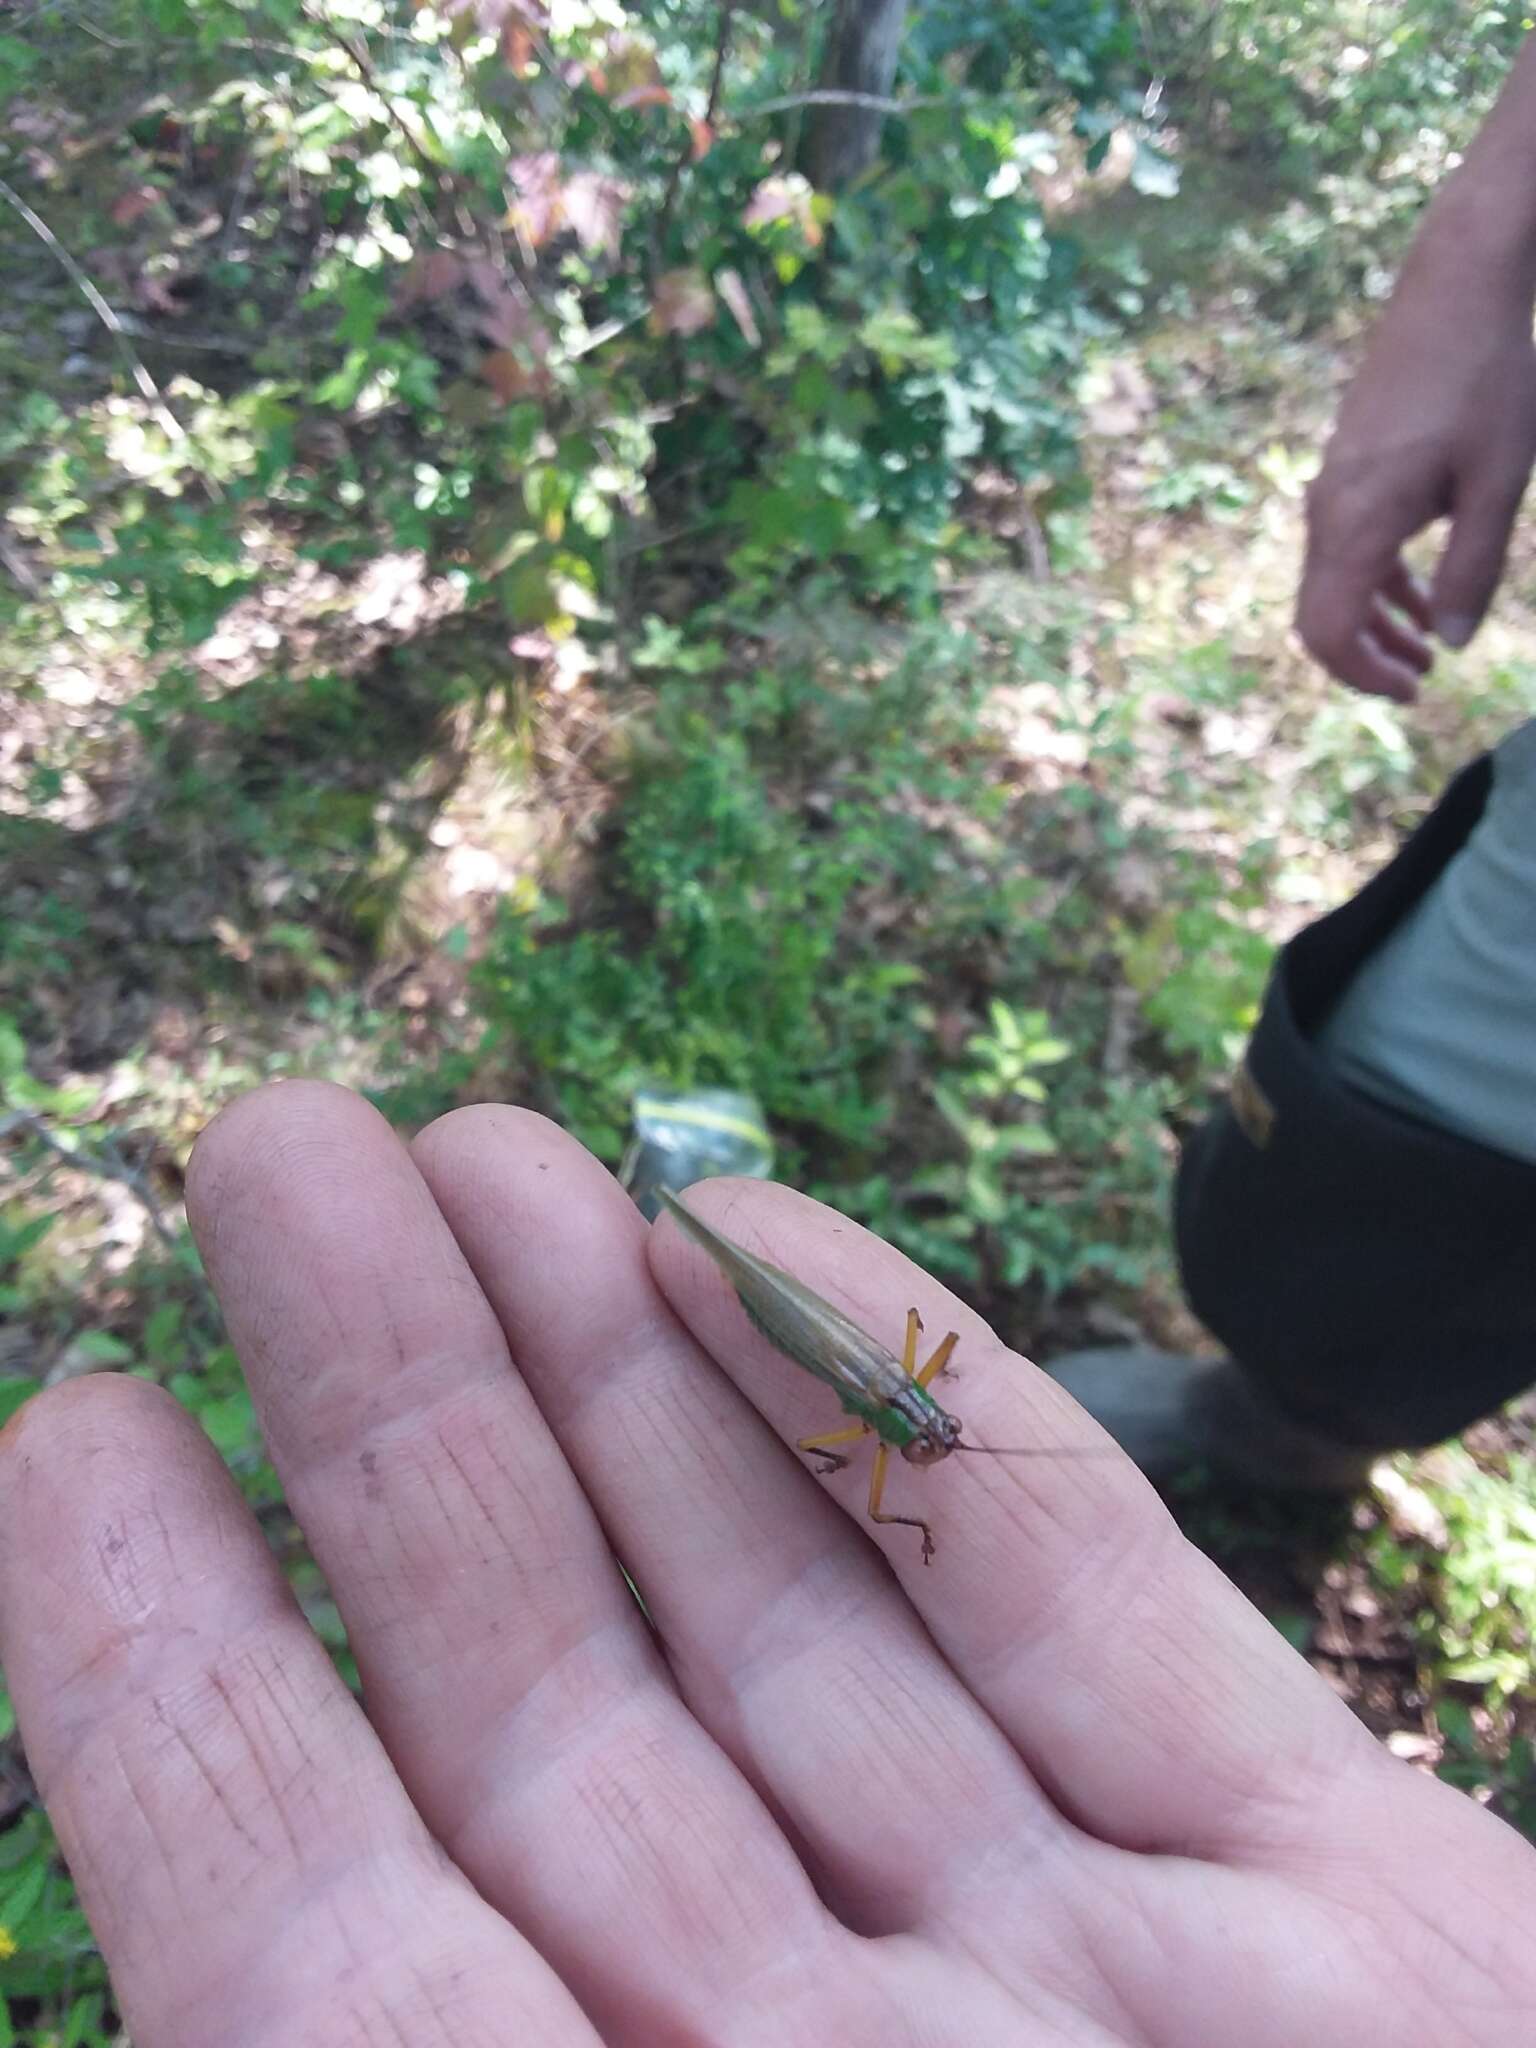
[1297,244,1536,699]
[1297,47,1536,700]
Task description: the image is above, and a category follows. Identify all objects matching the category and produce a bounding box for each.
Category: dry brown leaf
[563,171,629,258]
[397,245,467,307]
[650,267,714,338]
[596,31,664,102]
[503,20,536,71]
[742,173,820,244]
[715,266,760,347]
[505,150,564,248]
[110,186,162,228]
[613,82,672,111]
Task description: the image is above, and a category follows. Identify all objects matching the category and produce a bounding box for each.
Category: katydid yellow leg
[798,1421,869,1473]
[915,1330,959,1390]
[866,1440,936,1565]
[902,1307,921,1374]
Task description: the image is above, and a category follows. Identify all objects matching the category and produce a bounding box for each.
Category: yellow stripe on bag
[634,1097,773,1152]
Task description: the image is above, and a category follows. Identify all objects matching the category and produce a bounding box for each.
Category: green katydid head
[896,1391,964,1466]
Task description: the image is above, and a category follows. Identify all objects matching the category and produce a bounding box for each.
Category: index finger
[649,1181,1388,1860]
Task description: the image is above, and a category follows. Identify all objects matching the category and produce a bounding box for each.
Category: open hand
[2,1082,1531,2045]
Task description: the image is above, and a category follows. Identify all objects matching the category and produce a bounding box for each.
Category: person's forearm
[1411,35,1536,298]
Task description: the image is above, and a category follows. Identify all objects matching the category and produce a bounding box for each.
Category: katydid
[656,1187,1069,1564]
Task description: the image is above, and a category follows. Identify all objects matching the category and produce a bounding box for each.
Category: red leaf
[689,117,714,162]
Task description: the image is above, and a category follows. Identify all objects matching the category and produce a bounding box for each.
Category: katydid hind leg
[901,1307,921,1375]
[915,1330,960,1390]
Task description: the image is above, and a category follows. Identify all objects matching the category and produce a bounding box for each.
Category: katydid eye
[905,1429,951,1466]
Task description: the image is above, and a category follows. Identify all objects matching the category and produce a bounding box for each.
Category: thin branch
[653,0,737,283]
[219,144,257,258]
[0,174,185,444]
[703,0,735,126]
[562,310,645,360]
[300,3,441,187]
[0,1110,180,1259]
[73,12,133,49]
[0,526,40,596]
[734,87,941,121]
[112,322,256,356]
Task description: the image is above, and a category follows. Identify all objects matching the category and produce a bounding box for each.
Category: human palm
[1,1083,1530,2045]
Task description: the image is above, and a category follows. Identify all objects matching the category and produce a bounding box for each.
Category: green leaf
[0,1016,25,1083]
[315,348,371,411]
[0,1851,48,1936]
[995,1123,1057,1157]
[73,1331,133,1366]
[0,1380,38,1427]
[1267,1610,1313,1652]
[0,1210,55,1269]
[196,1387,258,1460]
[63,1991,106,2048]
[144,1303,184,1366]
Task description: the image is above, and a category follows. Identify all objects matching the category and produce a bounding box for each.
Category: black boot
[1043,1347,1385,1491]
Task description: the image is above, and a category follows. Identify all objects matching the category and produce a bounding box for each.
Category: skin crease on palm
[1,1083,1534,2048]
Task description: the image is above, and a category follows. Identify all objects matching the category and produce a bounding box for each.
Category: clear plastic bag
[620,1087,775,1219]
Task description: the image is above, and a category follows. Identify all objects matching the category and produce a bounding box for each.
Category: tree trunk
[800,0,909,192]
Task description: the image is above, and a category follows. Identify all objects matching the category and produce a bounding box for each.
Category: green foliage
[1152,0,1523,176]
[1118,877,1271,1072]
[915,1002,1066,1260]
[473,621,985,1159]
[1140,0,1526,318]
[1,0,1161,695]
[1370,1451,1536,1710]
[1435,1695,1536,1842]
[0,1812,111,2041]
[467,608,1175,1297]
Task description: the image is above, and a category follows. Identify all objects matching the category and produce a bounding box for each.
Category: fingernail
[1435,612,1477,648]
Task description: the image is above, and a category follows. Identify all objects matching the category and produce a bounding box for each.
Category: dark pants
[1175,753,1536,1447]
